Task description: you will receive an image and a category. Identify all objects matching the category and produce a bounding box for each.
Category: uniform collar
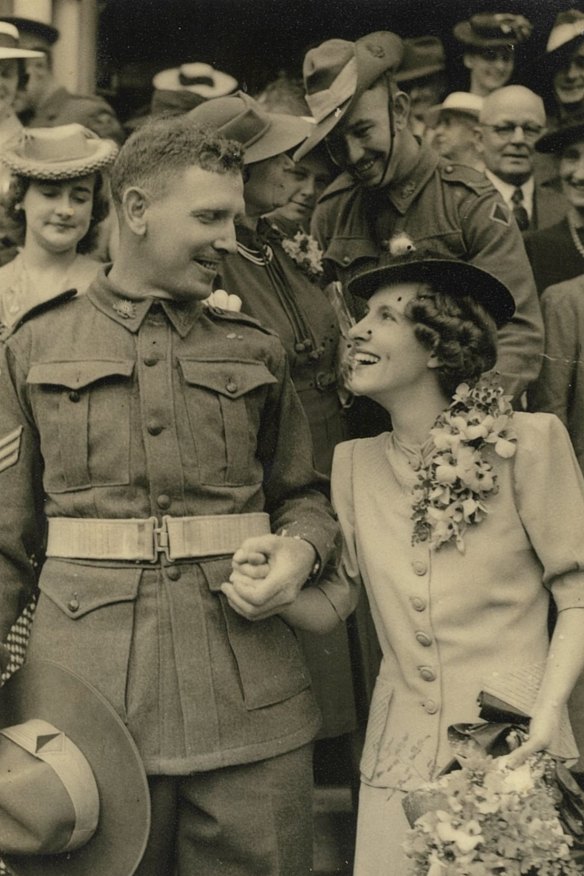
[385,141,440,214]
[86,266,205,338]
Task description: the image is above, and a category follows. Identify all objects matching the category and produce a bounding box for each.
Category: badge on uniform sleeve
[0,425,23,473]
[489,201,511,227]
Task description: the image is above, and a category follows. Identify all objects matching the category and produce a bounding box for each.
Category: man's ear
[121,186,150,237]
[474,123,485,154]
[463,52,476,72]
[392,90,411,131]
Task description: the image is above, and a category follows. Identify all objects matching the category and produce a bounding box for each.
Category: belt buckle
[151,517,171,562]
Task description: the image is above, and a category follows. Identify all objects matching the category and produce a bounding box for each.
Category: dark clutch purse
[402,690,584,862]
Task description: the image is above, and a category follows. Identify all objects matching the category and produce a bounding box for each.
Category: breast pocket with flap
[27,359,134,493]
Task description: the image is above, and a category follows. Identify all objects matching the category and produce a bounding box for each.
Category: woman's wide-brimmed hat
[347,245,515,328]
[295,30,404,161]
[0,21,44,60]
[453,12,533,49]
[187,91,311,164]
[0,660,150,876]
[521,9,584,88]
[152,62,238,99]
[535,111,584,153]
[1,124,118,180]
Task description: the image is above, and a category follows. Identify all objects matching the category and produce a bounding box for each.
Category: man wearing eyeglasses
[478,85,568,234]
[297,31,543,404]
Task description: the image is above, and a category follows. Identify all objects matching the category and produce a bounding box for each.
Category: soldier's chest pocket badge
[178,358,278,486]
[27,359,134,493]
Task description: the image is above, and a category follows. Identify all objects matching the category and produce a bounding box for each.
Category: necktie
[511,187,529,232]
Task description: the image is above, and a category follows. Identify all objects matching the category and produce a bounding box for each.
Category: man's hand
[220,534,317,621]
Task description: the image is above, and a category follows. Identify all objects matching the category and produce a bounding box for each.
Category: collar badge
[113,300,137,319]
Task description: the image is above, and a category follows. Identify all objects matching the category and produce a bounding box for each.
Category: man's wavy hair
[110,115,244,207]
[405,282,498,397]
[5,172,109,255]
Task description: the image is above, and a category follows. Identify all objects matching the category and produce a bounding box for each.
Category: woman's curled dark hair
[406,283,498,397]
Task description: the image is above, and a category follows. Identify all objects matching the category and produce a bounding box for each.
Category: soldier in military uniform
[296,31,543,404]
[0,117,344,875]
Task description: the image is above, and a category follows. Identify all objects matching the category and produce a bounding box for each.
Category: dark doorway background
[98,0,579,121]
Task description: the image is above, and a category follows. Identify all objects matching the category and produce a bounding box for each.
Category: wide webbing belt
[46,513,271,562]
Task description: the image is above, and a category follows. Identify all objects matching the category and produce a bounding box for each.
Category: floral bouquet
[280,230,324,280]
[403,749,580,875]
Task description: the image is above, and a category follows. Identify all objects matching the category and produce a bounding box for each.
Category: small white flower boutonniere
[281,231,324,280]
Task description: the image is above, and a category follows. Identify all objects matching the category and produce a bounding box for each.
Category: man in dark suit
[477,85,568,233]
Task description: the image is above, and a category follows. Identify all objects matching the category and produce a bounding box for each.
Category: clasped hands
[220,534,316,621]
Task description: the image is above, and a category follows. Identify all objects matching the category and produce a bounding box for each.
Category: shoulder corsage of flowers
[280,230,324,280]
[412,374,517,553]
[404,749,580,876]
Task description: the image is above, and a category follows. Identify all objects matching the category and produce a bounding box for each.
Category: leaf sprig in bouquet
[404,750,579,875]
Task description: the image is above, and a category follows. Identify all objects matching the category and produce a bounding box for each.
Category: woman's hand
[498,708,560,770]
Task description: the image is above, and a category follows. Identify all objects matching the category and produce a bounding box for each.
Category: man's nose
[346,135,365,167]
[509,124,527,144]
[214,222,238,255]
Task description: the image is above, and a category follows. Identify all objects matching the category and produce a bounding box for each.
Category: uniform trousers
[136,742,313,876]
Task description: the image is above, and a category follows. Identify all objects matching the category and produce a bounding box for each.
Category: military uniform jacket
[0,269,340,774]
[311,143,543,401]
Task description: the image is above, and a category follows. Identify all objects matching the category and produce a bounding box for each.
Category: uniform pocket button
[147,421,164,435]
[68,390,81,403]
[166,566,181,581]
[144,356,158,366]
[67,596,80,613]
[157,494,171,510]
[225,380,238,394]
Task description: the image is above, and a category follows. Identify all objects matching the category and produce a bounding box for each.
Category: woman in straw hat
[0,123,117,335]
[278,243,584,874]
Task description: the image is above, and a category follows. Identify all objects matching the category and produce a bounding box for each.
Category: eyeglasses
[481,123,544,142]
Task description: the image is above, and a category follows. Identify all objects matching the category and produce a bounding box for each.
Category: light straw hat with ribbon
[424,91,484,128]
[153,62,238,99]
[295,31,404,161]
[0,124,118,180]
[0,660,150,876]
[0,21,44,60]
[187,91,311,164]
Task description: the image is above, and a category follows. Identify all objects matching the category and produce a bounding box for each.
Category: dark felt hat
[0,15,59,49]
[535,111,584,153]
[187,91,310,164]
[395,36,446,83]
[0,660,150,876]
[454,12,533,48]
[347,245,515,328]
[294,31,404,160]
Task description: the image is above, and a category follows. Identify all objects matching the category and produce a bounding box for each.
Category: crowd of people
[0,7,584,876]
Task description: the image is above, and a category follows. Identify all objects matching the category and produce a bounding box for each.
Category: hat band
[24,129,94,164]
[306,56,358,123]
[0,33,18,49]
[547,20,584,53]
[1,719,99,852]
[179,72,214,87]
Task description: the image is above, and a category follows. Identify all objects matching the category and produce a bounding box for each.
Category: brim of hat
[152,67,238,98]
[0,48,44,59]
[347,258,515,327]
[293,99,351,162]
[453,20,520,47]
[522,34,584,84]
[246,112,311,164]
[1,661,150,876]
[424,104,479,127]
[394,62,445,83]
[0,16,59,45]
[536,121,584,153]
[0,139,118,180]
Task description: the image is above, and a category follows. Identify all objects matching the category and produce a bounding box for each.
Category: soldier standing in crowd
[296,30,543,404]
[0,116,345,876]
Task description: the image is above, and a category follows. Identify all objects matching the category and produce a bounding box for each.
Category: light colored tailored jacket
[0,269,341,775]
[311,144,543,402]
[529,276,584,475]
[330,413,584,792]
